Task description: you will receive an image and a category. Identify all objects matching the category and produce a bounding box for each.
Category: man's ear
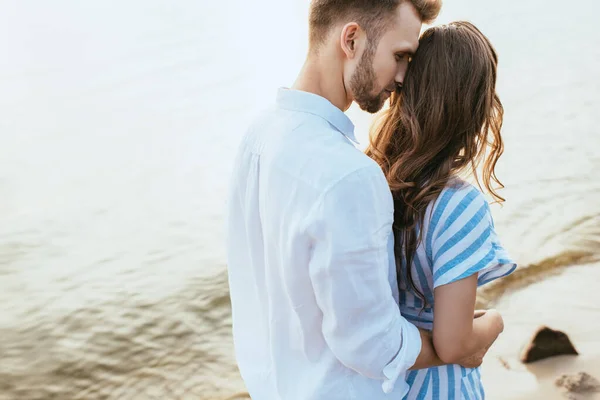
[340,22,361,59]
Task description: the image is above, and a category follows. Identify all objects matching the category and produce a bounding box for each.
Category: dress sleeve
[427,185,517,289]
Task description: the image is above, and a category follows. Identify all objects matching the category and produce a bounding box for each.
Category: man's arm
[306,166,423,386]
[409,329,444,370]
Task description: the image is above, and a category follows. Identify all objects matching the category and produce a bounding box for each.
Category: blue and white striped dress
[398,179,517,400]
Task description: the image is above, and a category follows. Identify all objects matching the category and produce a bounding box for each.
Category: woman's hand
[456,309,504,368]
[457,345,489,368]
[482,308,504,333]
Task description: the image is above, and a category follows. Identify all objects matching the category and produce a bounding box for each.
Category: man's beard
[350,43,388,114]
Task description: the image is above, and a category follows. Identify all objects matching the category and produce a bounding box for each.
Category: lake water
[0,0,599,399]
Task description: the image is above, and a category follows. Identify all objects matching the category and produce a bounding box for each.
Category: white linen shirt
[226,88,421,400]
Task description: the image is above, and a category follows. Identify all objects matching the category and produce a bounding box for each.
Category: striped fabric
[398,179,517,399]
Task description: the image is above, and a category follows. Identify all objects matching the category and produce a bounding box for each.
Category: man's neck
[292,54,351,112]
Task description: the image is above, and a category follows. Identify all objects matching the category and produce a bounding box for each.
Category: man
[226,1,484,398]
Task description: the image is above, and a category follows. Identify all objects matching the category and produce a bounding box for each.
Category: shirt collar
[276,88,359,145]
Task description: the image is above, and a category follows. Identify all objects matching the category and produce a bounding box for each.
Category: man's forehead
[386,2,422,50]
[382,24,420,54]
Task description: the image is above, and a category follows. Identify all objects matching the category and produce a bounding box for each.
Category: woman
[367,21,517,399]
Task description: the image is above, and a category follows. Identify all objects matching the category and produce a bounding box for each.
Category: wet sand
[483,261,600,400]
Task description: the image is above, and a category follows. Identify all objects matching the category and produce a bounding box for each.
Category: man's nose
[395,63,408,87]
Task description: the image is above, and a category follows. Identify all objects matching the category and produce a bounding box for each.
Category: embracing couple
[226,0,517,399]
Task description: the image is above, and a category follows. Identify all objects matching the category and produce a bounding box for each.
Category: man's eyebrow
[396,44,417,55]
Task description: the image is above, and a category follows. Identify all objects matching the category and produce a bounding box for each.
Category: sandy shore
[482,261,600,400]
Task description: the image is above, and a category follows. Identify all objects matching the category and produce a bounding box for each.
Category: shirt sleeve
[305,164,421,395]
[428,185,517,289]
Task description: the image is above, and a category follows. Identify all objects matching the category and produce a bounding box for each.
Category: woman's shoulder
[443,176,482,195]
[428,177,490,218]
[425,178,517,288]
[421,177,494,250]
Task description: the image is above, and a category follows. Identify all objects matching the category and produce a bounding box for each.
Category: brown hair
[308,0,442,50]
[365,21,505,302]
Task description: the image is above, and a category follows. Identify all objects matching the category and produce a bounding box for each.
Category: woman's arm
[432,274,504,364]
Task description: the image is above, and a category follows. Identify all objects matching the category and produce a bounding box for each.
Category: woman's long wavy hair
[365,21,505,303]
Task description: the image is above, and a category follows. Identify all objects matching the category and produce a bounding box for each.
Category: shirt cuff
[381,318,422,395]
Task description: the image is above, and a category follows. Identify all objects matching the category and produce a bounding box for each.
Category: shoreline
[476,249,598,309]
[481,260,600,399]
[1,253,598,400]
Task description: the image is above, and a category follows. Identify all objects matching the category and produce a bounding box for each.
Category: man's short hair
[309,0,441,49]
